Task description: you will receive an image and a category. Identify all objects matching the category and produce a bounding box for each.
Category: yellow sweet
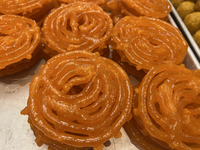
[193,30,200,47]
[184,12,200,35]
[177,1,195,19]
[195,0,200,11]
[170,0,185,9]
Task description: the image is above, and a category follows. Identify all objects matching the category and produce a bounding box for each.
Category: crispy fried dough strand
[133,64,200,150]
[27,51,132,149]
[42,3,113,55]
[113,16,188,71]
[0,15,41,76]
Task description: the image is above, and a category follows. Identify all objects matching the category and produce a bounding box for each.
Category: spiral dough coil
[0,15,41,76]
[113,16,188,71]
[42,3,113,54]
[134,64,200,149]
[27,51,132,149]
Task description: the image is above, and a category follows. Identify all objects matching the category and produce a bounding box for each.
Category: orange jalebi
[112,16,188,71]
[25,51,132,150]
[0,15,42,77]
[131,64,200,150]
[42,3,113,56]
[0,0,54,26]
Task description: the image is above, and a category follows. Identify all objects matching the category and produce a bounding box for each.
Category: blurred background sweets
[170,0,200,48]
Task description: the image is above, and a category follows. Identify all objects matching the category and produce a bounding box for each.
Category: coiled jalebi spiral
[26,51,132,150]
[133,64,200,150]
[113,16,188,71]
[0,15,41,76]
[42,3,113,56]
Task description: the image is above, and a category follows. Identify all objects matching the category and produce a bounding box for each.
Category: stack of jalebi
[124,63,200,150]
[0,15,42,77]
[107,0,172,22]
[0,0,55,26]
[42,3,113,57]
[23,51,132,150]
[112,16,188,72]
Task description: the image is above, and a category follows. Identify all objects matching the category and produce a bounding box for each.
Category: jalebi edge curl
[112,16,188,71]
[0,0,54,25]
[42,3,113,56]
[26,51,132,150]
[0,15,41,77]
[133,64,200,150]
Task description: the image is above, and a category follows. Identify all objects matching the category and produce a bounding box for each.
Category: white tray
[0,14,199,150]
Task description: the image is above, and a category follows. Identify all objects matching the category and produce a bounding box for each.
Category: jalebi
[0,15,42,77]
[25,51,132,149]
[113,16,188,71]
[131,64,200,150]
[42,3,113,56]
